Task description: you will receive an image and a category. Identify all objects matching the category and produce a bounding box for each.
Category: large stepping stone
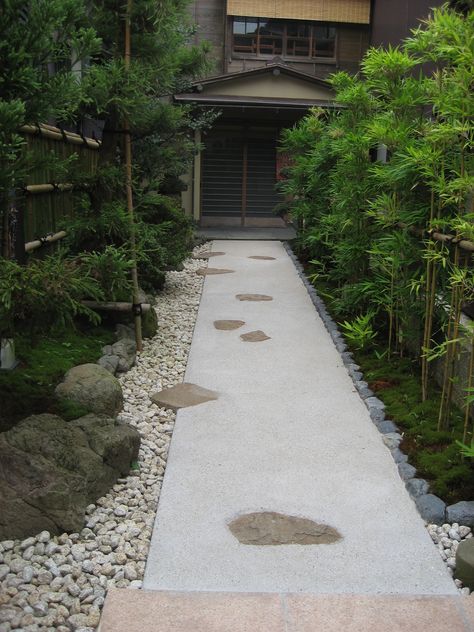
[150,383,218,411]
[193,252,226,260]
[214,320,245,331]
[236,294,273,302]
[240,330,271,342]
[196,268,235,276]
[248,256,276,261]
[228,512,342,546]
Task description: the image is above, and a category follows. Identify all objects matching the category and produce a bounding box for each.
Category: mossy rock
[55,363,123,417]
[0,413,140,539]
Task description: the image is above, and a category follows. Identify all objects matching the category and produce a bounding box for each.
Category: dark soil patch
[368,379,400,392]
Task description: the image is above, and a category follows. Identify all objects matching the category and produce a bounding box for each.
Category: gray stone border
[283,241,451,525]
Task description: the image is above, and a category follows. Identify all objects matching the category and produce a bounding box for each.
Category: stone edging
[283,241,468,526]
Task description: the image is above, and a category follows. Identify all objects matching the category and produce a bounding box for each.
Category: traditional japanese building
[178,0,442,227]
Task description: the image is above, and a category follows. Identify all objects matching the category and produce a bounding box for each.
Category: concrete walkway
[142,240,453,595]
[99,239,461,632]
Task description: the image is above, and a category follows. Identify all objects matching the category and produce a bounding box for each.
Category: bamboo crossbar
[25,230,67,252]
[26,183,74,195]
[396,223,474,253]
[432,232,474,253]
[21,124,101,149]
[81,301,151,313]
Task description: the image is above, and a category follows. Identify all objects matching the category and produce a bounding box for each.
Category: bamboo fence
[6,123,101,259]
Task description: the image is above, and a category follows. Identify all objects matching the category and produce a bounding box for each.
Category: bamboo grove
[280,7,474,435]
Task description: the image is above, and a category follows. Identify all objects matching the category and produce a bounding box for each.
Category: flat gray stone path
[144,240,455,595]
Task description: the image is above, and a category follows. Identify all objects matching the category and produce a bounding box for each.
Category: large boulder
[447,501,474,527]
[55,363,123,416]
[0,413,140,539]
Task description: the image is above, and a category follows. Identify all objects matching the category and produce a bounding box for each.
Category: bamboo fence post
[124,0,143,352]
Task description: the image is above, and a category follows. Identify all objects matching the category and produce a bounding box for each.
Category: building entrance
[201,126,284,227]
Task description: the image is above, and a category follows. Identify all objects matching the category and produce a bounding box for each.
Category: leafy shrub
[340,313,377,350]
[0,254,103,338]
[79,246,133,301]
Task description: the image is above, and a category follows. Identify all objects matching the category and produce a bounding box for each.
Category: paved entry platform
[100,590,474,632]
[142,240,453,595]
[195,226,297,240]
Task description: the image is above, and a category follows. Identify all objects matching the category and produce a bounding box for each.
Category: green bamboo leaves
[281,5,473,430]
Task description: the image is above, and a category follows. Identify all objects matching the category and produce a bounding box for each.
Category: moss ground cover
[311,271,474,504]
[0,324,115,432]
[354,348,474,504]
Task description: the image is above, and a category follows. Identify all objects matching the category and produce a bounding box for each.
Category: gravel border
[0,245,208,632]
[283,240,472,593]
[1,239,471,630]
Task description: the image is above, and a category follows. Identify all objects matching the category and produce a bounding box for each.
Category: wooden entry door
[201,128,282,226]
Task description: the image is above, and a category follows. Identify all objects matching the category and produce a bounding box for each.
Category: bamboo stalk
[388,263,395,357]
[25,230,67,252]
[124,0,143,353]
[444,256,468,425]
[462,339,474,446]
[438,245,462,430]
[422,188,437,401]
[81,300,151,313]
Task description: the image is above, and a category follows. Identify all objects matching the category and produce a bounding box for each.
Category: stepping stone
[150,383,218,411]
[240,330,271,342]
[248,256,276,261]
[196,268,235,276]
[228,512,342,546]
[236,294,273,302]
[192,252,226,259]
[214,320,245,331]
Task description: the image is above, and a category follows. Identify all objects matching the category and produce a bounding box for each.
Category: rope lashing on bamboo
[25,183,74,194]
[25,230,67,253]
[21,124,101,149]
[430,231,474,253]
[396,222,474,253]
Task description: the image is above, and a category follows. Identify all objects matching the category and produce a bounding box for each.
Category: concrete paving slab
[144,240,455,595]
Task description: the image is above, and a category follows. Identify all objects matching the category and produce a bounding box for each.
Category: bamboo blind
[227,0,371,24]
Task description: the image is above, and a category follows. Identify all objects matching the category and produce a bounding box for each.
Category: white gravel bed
[0,245,208,632]
[427,523,472,594]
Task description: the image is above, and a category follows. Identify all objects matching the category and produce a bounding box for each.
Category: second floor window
[232,17,336,60]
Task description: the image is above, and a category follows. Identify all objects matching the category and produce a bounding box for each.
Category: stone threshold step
[99,589,474,632]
